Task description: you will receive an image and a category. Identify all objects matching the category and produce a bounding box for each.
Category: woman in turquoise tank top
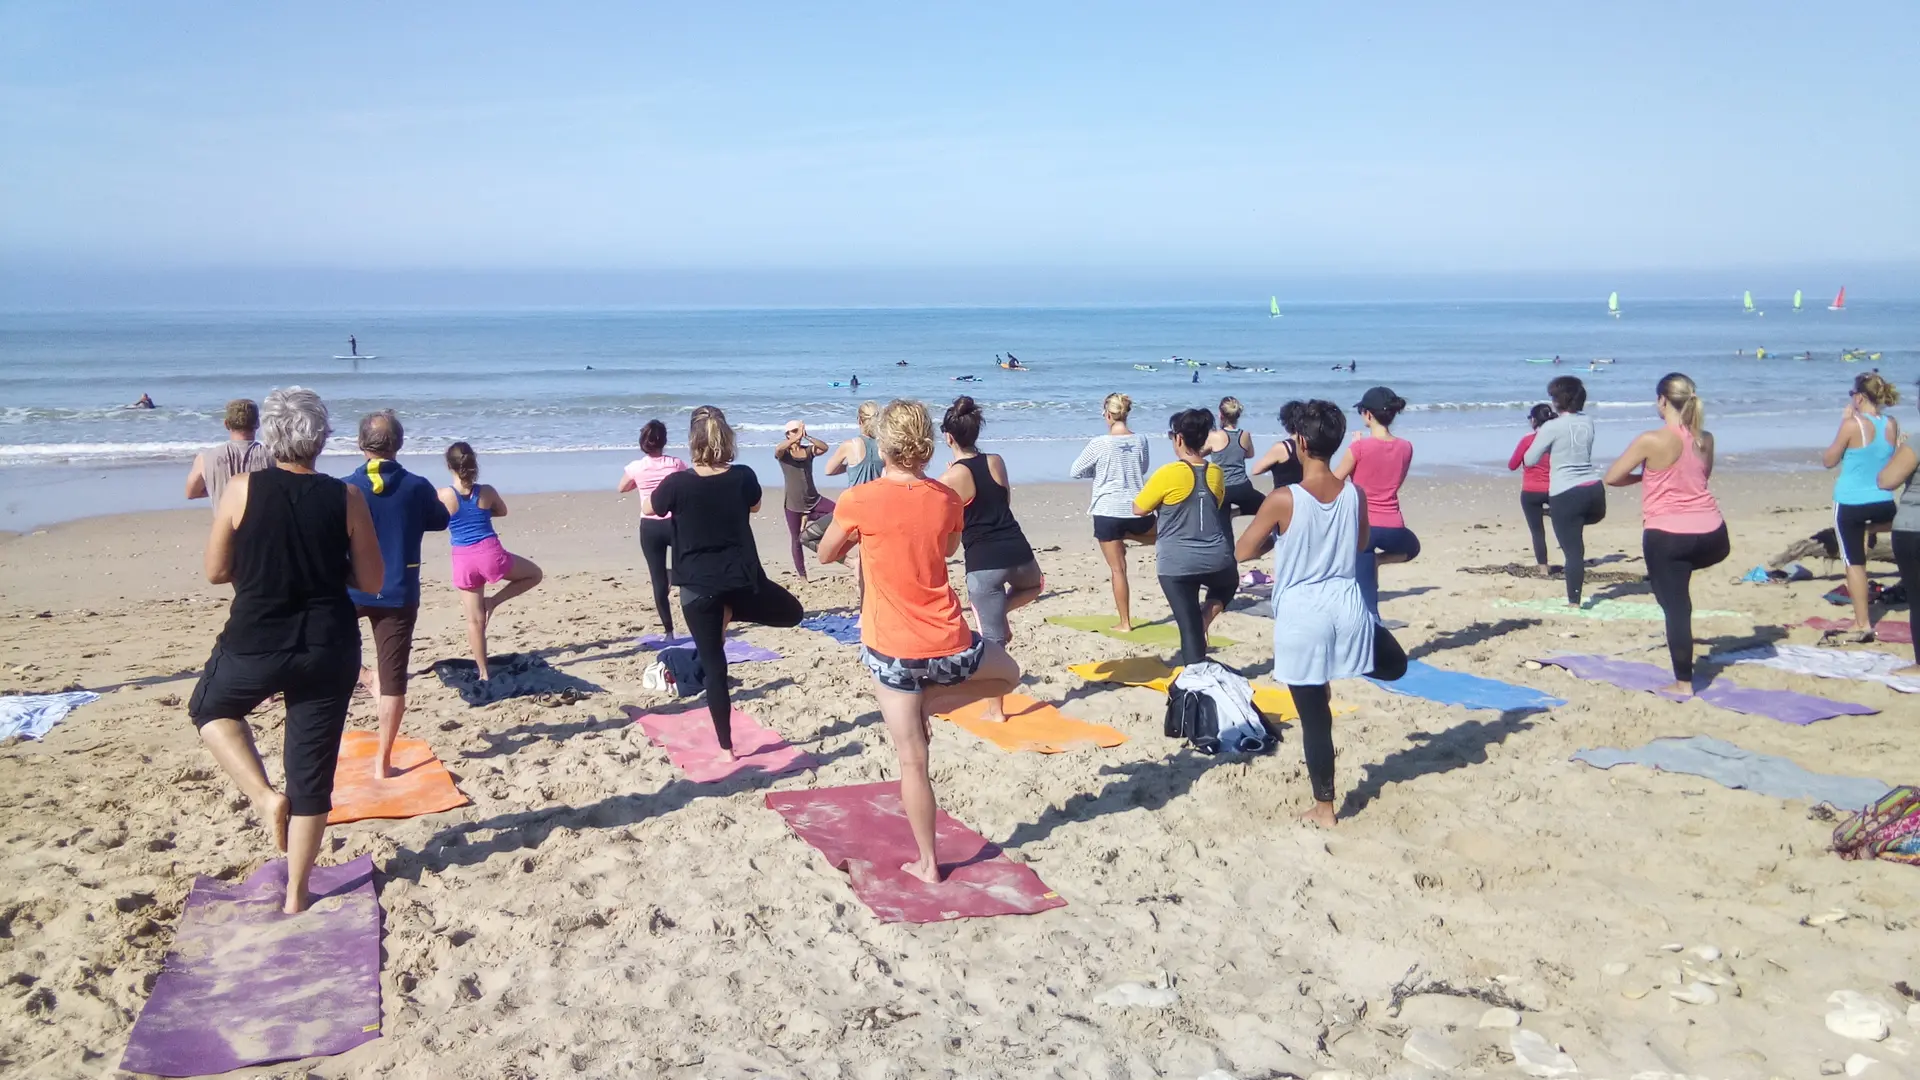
[1821,373,1902,639]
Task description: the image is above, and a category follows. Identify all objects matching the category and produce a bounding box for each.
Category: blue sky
[2,2,1916,294]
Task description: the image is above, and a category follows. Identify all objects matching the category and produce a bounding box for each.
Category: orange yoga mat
[327,730,471,824]
[1067,658,1354,724]
[936,693,1127,754]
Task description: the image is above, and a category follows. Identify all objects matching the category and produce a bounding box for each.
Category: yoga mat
[1495,597,1744,621]
[766,783,1066,923]
[327,731,470,825]
[1046,614,1235,649]
[1368,659,1564,712]
[936,693,1127,753]
[637,633,782,663]
[799,613,863,645]
[0,689,98,741]
[1572,735,1891,810]
[1066,658,1350,723]
[431,653,598,706]
[623,705,815,782]
[1716,642,1920,694]
[121,855,382,1077]
[1538,654,1879,725]
[1803,617,1915,645]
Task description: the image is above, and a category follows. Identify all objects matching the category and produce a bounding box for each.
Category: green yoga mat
[1494,598,1744,621]
[1046,614,1236,648]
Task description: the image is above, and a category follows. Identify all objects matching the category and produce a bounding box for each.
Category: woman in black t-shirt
[649,406,805,754]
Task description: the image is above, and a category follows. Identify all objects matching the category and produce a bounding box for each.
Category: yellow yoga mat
[936,693,1128,754]
[1046,614,1235,649]
[1067,658,1355,724]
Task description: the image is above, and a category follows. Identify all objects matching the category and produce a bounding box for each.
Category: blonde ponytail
[1658,372,1704,440]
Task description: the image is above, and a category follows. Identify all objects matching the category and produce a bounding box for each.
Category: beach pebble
[1669,982,1718,1006]
[1845,1053,1879,1077]
[1478,1006,1522,1028]
[1659,942,1685,952]
[1827,990,1896,1041]
[1808,909,1851,926]
[1601,961,1631,976]
[1691,944,1721,961]
[1621,986,1652,1000]
[1510,1029,1579,1078]
[1822,1062,1845,1076]
[1094,982,1179,1009]
[1402,1028,1465,1070]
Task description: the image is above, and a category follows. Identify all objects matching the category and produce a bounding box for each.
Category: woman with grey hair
[188,386,386,914]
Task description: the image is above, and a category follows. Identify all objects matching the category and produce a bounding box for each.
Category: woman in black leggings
[1507,403,1556,575]
[1523,376,1607,606]
[1134,408,1237,665]
[648,407,804,754]
[620,419,688,637]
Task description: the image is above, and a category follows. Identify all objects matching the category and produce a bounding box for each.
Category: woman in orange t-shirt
[820,399,1022,884]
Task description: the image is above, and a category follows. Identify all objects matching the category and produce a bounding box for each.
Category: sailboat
[1829,286,1847,311]
[1742,290,1755,314]
[1793,289,1803,313]
[1269,296,1282,319]
[1607,291,1620,318]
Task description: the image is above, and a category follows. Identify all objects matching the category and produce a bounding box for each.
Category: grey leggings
[965,560,1044,643]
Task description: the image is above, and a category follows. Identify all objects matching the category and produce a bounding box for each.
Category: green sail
[1269,296,1280,317]
[1794,289,1803,310]
[1743,290,1754,311]
[1608,291,1619,312]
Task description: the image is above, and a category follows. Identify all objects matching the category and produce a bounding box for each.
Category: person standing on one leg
[1071,393,1154,631]
[651,407,805,756]
[821,400,1021,884]
[189,387,385,913]
[1334,386,1418,617]
[619,419,689,637]
[774,421,834,581]
[1524,376,1606,607]
[1508,403,1556,576]
[1874,381,1920,675]
[344,410,448,779]
[1823,373,1902,642]
[1135,408,1237,666]
[438,443,543,684]
[1606,374,1730,696]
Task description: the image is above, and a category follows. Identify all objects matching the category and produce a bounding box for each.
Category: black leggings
[1158,567,1239,665]
[1548,482,1607,603]
[1521,490,1551,565]
[1892,530,1920,664]
[1643,524,1731,681]
[639,519,674,637]
[1219,481,1267,533]
[1290,624,1408,804]
[679,580,804,748]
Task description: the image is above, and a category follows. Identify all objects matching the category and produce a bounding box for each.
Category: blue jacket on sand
[344,458,450,608]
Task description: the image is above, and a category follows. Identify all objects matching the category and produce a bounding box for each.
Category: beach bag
[800,510,834,551]
[1832,786,1920,867]
[1163,661,1270,755]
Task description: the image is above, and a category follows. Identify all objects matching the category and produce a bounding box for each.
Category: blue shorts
[860,634,986,693]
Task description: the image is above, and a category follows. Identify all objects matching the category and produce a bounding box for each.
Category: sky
[2,2,1917,304]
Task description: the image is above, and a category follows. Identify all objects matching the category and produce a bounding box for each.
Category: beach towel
[121,855,382,1077]
[1495,598,1744,621]
[431,653,600,706]
[798,613,863,645]
[935,694,1127,753]
[623,705,815,782]
[0,690,98,741]
[1538,654,1878,725]
[327,731,470,824]
[637,633,782,663]
[1715,642,1920,694]
[1803,617,1914,645]
[1046,614,1235,649]
[1571,735,1891,810]
[1066,658,1349,723]
[1832,787,1920,867]
[1369,659,1564,713]
[766,783,1066,923]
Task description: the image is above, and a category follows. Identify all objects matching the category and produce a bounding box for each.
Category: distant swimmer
[348,335,358,357]
[896,360,909,367]
[850,375,861,390]
[1007,353,1024,369]
[953,374,981,382]
[1191,369,1200,384]
[129,393,156,410]
[1349,360,1358,372]
[1220,361,1242,371]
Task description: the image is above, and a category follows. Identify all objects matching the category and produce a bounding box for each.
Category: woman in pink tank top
[1605,373,1729,695]
[1334,386,1417,616]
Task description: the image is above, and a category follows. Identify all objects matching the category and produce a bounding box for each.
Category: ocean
[1,300,1911,529]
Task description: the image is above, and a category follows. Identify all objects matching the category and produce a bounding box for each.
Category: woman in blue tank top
[438,442,544,683]
[1821,373,1902,640]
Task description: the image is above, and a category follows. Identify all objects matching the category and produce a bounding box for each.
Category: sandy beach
[2,464,1916,1079]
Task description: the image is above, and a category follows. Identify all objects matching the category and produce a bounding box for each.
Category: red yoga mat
[624,706,815,783]
[1804,617,1914,645]
[766,783,1066,923]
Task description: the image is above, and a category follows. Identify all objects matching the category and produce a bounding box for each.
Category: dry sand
[2,465,1917,1079]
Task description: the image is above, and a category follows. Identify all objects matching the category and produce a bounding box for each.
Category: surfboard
[333,355,379,360]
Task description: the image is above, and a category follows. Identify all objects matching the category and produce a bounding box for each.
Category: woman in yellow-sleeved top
[1134,407,1237,665]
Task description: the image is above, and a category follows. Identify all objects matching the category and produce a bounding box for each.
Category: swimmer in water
[896,360,909,367]
[130,393,156,409]
[850,375,861,390]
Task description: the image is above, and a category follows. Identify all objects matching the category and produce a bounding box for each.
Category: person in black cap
[1334,386,1416,616]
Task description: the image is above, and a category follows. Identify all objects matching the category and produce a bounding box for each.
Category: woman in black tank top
[187,387,385,914]
[939,398,1043,722]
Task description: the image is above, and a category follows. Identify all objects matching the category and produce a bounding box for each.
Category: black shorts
[357,604,419,695]
[1835,501,1896,566]
[188,642,360,817]
[1093,514,1155,543]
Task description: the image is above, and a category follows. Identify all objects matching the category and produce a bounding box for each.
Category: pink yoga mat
[1804,617,1914,645]
[623,705,815,782]
[767,783,1067,923]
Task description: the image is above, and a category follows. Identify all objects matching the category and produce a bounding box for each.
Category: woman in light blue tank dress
[1234,400,1406,828]
[1822,373,1902,639]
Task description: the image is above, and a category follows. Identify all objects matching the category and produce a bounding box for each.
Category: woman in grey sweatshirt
[1523,376,1607,605]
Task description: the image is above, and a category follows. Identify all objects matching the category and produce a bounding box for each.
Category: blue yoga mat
[799,613,862,645]
[1368,659,1564,712]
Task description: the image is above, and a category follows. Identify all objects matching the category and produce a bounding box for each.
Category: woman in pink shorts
[438,442,543,683]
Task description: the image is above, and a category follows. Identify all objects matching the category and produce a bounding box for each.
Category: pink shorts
[450,536,515,590]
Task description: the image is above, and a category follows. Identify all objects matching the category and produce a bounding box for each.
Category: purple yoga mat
[122,856,382,1077]
[1539,654,1879,725]
[637,633,782,663]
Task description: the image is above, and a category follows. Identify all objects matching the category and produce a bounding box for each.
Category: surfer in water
[1006,354,1025,370]
[850,375,861,390]
[896,360,909,367]
[129,393,156,410]
[349,335,358,357]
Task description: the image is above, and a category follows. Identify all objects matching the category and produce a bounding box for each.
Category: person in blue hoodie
[344,410,449,780]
